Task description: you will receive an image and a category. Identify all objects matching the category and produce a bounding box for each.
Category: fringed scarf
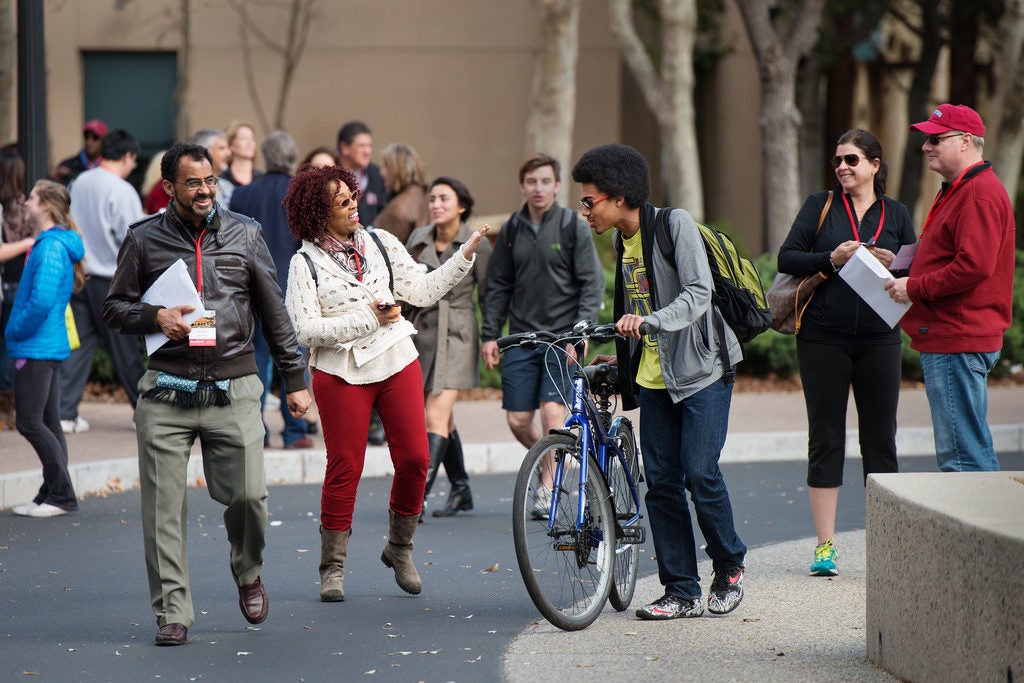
[142,372,231,409]
[318,229,369,281]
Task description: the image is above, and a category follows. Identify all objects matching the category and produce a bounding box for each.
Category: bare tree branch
[236,1,271,133]
[227,0,287,57]
[607,0,664,114]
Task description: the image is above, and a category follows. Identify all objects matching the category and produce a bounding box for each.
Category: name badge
[189,310,217,347]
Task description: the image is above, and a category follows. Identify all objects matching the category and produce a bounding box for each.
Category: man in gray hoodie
[572,144,747,621]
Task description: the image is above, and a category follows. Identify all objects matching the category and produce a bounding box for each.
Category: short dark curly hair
[283,162,360,241]
[161,142,212,183]
[570,144,651,209]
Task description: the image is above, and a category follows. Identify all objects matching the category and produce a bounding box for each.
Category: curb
[3,425,1023,510]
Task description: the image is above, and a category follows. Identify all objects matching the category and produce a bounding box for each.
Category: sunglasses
[333,190,362,209]
[831,154,866,168]
[924,132,966,146]
[579,195,608,210]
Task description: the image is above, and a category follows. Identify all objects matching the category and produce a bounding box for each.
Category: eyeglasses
[579,195,608,210]
[177,176,219,191]
[924,132,966,146]
[831,154,866,168]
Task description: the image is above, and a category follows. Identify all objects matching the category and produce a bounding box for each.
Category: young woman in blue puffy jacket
[5,180,86,517]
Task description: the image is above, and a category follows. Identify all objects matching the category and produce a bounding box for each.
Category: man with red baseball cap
[52,119,109,186]
[884,104,1016,472]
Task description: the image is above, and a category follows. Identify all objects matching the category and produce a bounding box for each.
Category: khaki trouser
[135,370,267,628]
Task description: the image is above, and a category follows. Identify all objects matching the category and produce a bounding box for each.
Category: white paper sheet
[838,246,912,328]
[140,258,205,355]
[890,243,919,270]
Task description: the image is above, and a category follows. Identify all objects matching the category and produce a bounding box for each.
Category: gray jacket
[614,204,742,407]
[481,202,604,338]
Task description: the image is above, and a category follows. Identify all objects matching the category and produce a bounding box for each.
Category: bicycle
[497,322,646,631]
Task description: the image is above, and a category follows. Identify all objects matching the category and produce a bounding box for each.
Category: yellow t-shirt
[621,231,665,389]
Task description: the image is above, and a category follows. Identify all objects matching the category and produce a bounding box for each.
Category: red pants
[313,361,429,531]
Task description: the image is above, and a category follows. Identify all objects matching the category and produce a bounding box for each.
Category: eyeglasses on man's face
[177,176,219,192]
[831,154,866,169]
[924,132,966,146]
[579,195,608,210]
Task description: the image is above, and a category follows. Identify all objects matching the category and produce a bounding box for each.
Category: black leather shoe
[155,622,188,646]
[238,576,269,624]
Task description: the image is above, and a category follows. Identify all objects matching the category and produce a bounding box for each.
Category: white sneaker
[60,416,90,434]
[531,488,552,520]
[12,502,39,516]
[26,503,69,518]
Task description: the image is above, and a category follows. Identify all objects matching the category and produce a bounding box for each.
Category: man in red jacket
[885,104,1015,472]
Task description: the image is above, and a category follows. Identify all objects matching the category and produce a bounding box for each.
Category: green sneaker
[810,538,839,576]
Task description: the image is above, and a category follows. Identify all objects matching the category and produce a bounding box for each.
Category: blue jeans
[639,378,746,599]
[920,351,1001,472]
[253,325,307,446]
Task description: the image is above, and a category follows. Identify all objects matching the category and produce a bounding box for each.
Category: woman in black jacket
[777,129,917,577]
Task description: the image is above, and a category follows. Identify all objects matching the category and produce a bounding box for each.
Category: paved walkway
[2,384,1021,682]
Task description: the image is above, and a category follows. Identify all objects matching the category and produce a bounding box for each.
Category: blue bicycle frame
[545,367,643,536]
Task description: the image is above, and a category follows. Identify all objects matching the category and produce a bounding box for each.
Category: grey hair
[262,130,298,174]
[189,128,227,148]
[972,135,985,153]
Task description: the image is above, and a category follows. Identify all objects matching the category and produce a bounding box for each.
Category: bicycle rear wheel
[512,434,615,631]
[607,425,641,611]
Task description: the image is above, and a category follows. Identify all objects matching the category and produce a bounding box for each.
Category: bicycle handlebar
[495,321,652,351]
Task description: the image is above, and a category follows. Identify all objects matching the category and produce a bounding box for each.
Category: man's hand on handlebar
[615,314,648,339]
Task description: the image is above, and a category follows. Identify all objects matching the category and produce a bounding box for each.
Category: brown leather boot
[319,526,351,602]
[380,509,422,594]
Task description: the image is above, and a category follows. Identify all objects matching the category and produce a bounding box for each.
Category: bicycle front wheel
[607,424,641,611]
[512,434,615,631]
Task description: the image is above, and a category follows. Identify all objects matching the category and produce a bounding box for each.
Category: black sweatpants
[14,359,78,510]
[796,338,901,487]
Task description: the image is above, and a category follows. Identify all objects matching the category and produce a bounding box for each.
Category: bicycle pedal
[619,526,645,544]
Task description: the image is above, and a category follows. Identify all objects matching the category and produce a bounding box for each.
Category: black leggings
[14,359,78,510]
[797,338,900,487]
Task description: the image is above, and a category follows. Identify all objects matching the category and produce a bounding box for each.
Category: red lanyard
[192,227,207,297]
[921,161,984,237]
[840,192,885,244]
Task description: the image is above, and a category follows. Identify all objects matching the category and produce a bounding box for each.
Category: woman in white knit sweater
[283,163,488,603]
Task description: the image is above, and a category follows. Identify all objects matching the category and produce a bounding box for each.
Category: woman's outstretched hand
[460,225,491,258]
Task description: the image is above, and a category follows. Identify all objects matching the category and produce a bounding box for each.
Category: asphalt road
[2,452,1021,682]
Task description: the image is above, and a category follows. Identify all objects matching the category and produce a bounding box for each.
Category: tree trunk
[525,0,580,206]
[608,0,703,218]
[735,0,826,252]
[174,0,191,141]
[0,0,14,144]
[897,0,943,213]
[991,0,1024,233]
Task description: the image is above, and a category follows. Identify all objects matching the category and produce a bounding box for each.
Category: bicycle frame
[545,366,643,537]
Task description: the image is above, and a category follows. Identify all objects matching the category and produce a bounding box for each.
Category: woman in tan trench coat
[405,176,490,519]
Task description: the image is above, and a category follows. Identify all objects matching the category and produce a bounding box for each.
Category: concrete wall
[33,0,771,246]
[866,472,1024,682]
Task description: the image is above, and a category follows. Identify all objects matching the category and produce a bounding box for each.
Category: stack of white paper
[140,258,205,355]
[838,246,912,328]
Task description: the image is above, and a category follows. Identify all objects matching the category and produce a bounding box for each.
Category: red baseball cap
[83,119,108,138]
[910,104,985,137]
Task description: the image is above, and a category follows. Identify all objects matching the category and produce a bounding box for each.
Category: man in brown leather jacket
[103,142,311,647]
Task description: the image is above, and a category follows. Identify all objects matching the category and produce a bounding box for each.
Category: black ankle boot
[433,430,473,517]
[420,433,448,521]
